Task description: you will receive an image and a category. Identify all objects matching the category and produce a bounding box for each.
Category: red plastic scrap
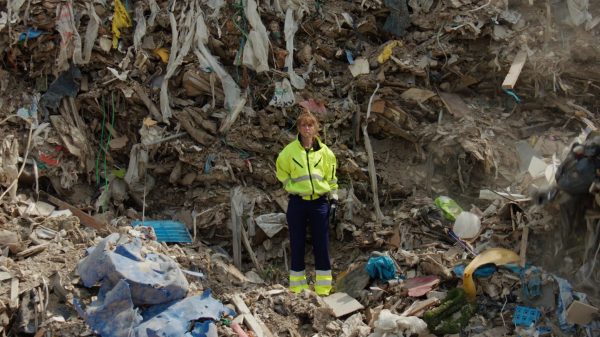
[38,146,63,166]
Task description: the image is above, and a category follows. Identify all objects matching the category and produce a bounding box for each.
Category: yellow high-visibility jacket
[276,137,338,200]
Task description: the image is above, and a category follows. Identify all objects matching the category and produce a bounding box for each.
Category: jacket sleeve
[326,148,339,200]
[276,149,291,186]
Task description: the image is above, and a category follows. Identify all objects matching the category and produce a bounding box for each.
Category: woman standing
[276,111,338,296]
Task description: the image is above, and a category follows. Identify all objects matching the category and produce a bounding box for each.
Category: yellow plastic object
[463,248,520,301]
[377,40,402,64]
[153,48,170,63]
[111,0,132,49]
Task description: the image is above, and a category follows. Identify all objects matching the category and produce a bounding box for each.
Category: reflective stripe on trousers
[289,270,308,293]
[314,270,332,296]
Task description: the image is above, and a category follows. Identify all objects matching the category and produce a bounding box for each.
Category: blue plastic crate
[131,220,192,243]
[513,306,541,327]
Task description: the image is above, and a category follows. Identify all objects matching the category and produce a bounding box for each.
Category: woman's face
[298,120,317,140]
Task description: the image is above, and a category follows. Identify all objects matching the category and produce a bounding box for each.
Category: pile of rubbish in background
[1,0,600,335]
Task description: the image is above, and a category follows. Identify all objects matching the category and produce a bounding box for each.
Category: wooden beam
[41,192,107,232]
[519,226,529,267]
[502,50,528,90]
[10,278,19,309]
[231,188,243,270]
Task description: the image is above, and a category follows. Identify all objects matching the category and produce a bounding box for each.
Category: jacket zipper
[306,149,315,199]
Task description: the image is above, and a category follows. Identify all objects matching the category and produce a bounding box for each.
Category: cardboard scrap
[323,292,365,318]
[349,58,370,77]
[400,88,436,103]
[566,300,599,325]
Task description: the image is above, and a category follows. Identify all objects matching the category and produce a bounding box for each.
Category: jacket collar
[296,134,322,151]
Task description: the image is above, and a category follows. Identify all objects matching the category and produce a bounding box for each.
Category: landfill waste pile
[1,0,600,336]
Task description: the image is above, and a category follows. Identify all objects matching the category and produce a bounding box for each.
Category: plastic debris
[254,213,286,238]
[366,255,397,281]
[135,289,235,337]
[369,309,428,337]
[453,263,496,278]
[452,211,481,240]
[76,233,189,306]
[74,279,143,337]
[130,220,192,243]
[463,248,520,301]
[242,0,269,73]
[111,0,132,49]
[18,28,43,42]
[269,79,295,108]
[377,40,402,64]
[383,0,411,37]
[434,196,463,222]
[513,306,541,327]
[423,288,476,335]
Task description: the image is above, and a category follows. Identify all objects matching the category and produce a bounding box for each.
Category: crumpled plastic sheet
[554,275,585,334]
[160,2,198,122]
[133,4,146,51]
[76,233,189,306]
[370,309,428,337]
[136,289,235,337]
[194,12,244,112]
[242,0,269,73]
[366,255,397,281]
[76,2,100,64]
[39,65,81,120]
[111,0,132,48]
[74,279,143,337]
[75,283,232,337]
[284,8,305,90]
[55,1,83,72]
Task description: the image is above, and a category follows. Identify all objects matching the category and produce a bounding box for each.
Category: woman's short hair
[296,110,320,132]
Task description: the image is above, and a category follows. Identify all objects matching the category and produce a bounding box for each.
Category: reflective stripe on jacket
[276,136,338,200]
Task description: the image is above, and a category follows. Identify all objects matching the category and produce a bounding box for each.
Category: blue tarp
[135,290,235,337]
[75,234,233,337]
[74,280,143,337]
[77,234,189,306]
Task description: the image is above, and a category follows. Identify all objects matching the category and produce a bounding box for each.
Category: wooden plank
[438,92,470,118]
[241,225,263,273]
[401,297,440,317]
[502,50,528,90]
[0,271,12,282]
[41,192,107,232]
[519,226,529,267]
[9,278,19,309]
[230,189,243,270]
[231,294,274,337]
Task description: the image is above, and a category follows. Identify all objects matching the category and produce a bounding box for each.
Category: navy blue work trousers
[287,195,331,272]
